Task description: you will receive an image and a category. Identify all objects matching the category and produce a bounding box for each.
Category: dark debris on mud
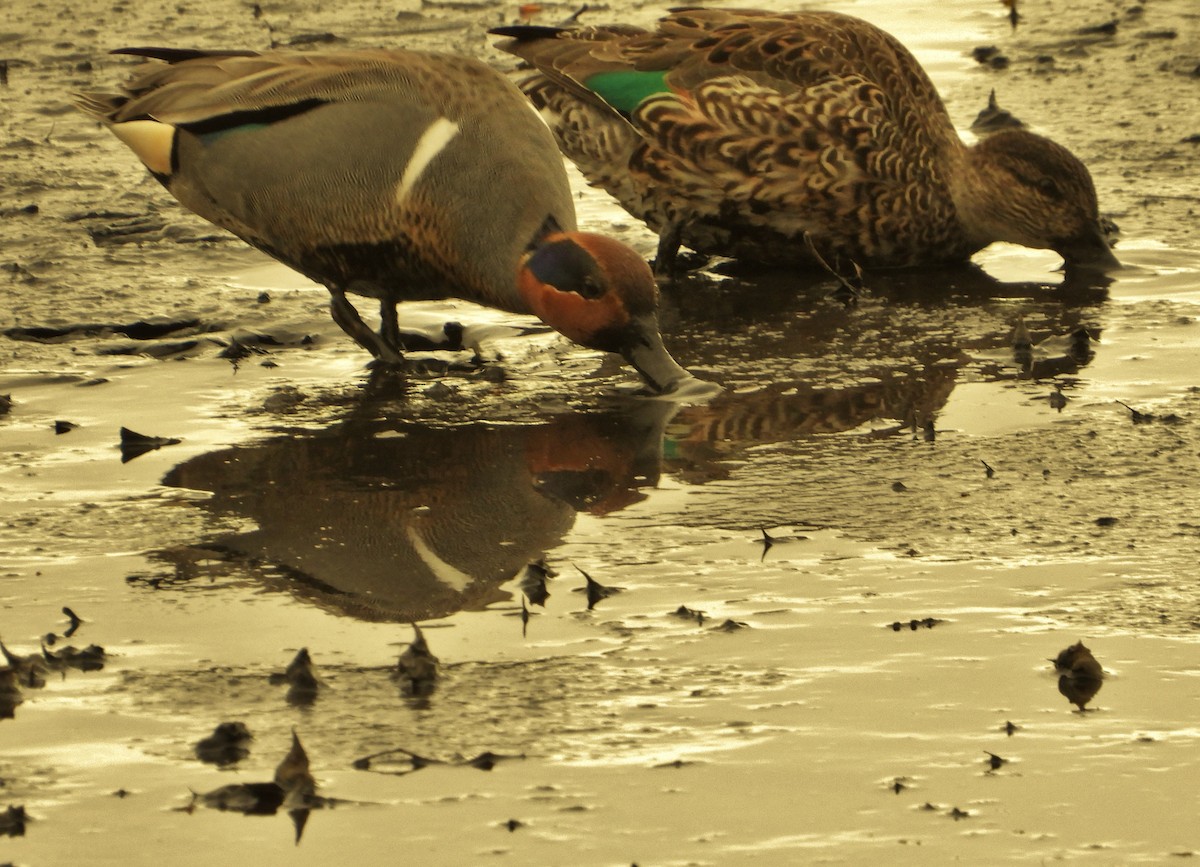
[111,649,793,772]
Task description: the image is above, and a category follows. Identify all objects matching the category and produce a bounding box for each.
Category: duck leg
[379,299,402,353]
[328,288,404,364]
[653,223,683,281]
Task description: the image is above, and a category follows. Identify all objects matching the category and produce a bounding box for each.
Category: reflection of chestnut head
[524,411,667,515]
[1051,641,1104,710]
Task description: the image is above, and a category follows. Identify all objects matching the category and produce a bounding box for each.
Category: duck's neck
[945,137,1012,256]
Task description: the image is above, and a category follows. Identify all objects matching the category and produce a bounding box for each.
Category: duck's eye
[578,275,606,299]
[1038,177,1062,199]
[1013,171,1063,200]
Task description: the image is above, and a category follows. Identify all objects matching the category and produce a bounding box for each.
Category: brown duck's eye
[1037,177,1062,199]
[1013,171,1062,200]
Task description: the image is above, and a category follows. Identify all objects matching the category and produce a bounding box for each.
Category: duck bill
[1059,224,1121,272]
[619,315,692,394]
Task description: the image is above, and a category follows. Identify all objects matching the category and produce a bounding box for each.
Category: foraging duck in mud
[75,48,690,392]
[492,8,1120,274]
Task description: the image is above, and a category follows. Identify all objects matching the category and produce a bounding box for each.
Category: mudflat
[1,0,1198,863]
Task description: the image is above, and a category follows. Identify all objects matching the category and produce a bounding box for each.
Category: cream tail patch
[110,119,175,176]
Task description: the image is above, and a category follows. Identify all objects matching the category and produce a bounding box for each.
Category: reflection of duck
[160,402,675,622]
[668,369,959,483]
[1010,318,1096,381]
[493,9,1119,273]
[646,258,1107,483]
[76,48,689,392]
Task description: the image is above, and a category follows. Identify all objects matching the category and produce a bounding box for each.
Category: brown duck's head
[973,130,1120,272]
[518,232,692,394]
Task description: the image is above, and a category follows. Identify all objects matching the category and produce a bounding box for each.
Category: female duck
[76,47,690,393]
[493,8,1119,274]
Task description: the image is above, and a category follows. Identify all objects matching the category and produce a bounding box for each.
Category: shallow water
[2,0,1199,864]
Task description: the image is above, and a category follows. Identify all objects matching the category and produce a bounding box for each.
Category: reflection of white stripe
[395,117,460,204]
[405,524,471,592]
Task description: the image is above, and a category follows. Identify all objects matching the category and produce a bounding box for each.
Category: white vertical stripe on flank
[395,117,460,204]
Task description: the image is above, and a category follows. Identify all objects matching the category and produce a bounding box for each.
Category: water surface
[1,0,1198,863]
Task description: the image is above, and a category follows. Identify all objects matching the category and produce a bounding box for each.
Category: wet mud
[2,0,1199,864]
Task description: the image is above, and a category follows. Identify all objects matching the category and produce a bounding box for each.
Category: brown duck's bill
[1059,224,1121,272]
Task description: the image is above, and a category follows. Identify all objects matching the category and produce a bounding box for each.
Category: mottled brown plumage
[492,8,1118,273]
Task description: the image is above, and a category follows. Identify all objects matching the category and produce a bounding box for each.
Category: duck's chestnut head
[518,232,691,393]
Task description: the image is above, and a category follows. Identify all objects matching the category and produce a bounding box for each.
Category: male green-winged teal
[492,8,1120,274]
[75,47,690,392]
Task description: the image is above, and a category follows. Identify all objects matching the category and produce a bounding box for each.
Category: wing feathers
[77,49,490,128]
